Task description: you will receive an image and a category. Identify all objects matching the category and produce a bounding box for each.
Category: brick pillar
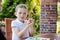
[40,0,58,34]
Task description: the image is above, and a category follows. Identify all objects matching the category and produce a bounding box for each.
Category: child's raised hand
[27,18,34,27]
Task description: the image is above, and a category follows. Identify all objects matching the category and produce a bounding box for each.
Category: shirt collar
[16,19,25,24]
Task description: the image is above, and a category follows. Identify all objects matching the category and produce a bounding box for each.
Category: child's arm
[12,25,29,38]
[27,18,35,37]
[17,18,35,37]
[29,26,34,37]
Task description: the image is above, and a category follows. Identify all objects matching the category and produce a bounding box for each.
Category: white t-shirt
[11,19,29,40]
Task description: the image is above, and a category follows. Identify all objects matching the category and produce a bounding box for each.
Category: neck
[17,18,25,23]
[20,20,24,23]
[18,19,24,23]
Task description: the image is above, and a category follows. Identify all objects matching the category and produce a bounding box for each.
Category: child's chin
[21,19,25,21]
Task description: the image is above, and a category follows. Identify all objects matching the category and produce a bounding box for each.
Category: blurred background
[0,0,60,38]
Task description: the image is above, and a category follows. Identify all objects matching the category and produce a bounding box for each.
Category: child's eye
[19,12,21,14]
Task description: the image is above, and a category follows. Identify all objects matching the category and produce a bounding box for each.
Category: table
[25,33,60,40]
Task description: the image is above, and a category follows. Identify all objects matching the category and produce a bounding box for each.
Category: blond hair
[15,4,28,12]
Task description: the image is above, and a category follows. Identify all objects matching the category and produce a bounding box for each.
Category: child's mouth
[21,17,24,19]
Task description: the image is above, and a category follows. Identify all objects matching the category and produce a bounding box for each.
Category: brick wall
[40,0,58,34]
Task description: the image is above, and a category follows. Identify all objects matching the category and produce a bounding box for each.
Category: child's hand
[27,18,34,27]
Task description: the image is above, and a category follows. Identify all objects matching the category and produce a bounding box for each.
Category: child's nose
[21,13,24,16]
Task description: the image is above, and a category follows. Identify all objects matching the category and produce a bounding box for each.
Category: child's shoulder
[11,19,18,23]
[11,19,19,27]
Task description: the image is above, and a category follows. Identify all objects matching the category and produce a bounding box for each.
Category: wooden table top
[37,33,60,40]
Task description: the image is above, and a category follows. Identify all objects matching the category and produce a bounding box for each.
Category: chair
[5,18,15,40]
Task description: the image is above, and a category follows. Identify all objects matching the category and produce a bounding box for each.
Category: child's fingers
[27,18,34,25]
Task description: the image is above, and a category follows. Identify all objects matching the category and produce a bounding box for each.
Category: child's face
[15,8,28,21]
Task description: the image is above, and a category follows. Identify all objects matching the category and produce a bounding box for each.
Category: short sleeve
[11,21,18,27]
